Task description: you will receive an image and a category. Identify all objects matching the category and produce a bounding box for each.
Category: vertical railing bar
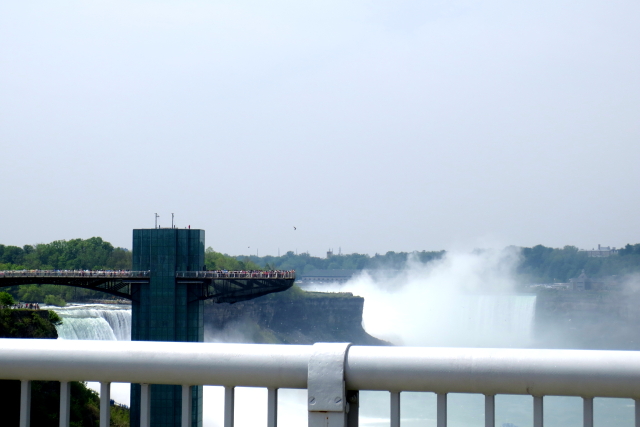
[267,387,278,427]
[140,383,150,427]
[224,386,235,427]
[485,394,495,427]
[635,399,640,427]
[437,393,447,427]
[19,380,31,427]
[182,385,192,427]
[59,381,71,427]
[390,391,400,427]
[347,391,359,427]
[533,396,544,427]
[583,397,593,427]
[100,382,110,427]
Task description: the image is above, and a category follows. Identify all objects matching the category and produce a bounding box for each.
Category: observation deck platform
[0,270,295,303]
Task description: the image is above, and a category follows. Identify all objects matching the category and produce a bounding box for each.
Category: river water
[47,300,634,427]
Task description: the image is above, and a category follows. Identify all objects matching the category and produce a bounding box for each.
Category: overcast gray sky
[1,0,639,256]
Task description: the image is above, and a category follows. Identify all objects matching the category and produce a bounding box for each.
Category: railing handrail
[1,339,639,399]
[175,270,296,279]
[0,270,150,278]
[0,270,295,279]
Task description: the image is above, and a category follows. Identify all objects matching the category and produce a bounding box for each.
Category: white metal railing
[1,339,640,427]
[0,270,150,278]
[176,271,296,279]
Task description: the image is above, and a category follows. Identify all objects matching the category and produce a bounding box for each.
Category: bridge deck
[0,270,296,303]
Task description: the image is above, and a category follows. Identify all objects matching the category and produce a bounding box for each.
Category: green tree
[44,294,66,307]
[0,291,15,306]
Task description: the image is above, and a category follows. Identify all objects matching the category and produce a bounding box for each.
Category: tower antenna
[155,213,159,229]
[172,213,174,228]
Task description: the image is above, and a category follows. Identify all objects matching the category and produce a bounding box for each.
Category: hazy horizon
[2,0,639,257]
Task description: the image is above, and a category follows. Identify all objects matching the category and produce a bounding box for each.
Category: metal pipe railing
[2,339,640,427]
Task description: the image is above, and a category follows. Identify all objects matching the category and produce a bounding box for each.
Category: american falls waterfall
[50,304,132,341]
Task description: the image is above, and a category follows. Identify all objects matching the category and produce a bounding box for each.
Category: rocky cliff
[204,290,387,345]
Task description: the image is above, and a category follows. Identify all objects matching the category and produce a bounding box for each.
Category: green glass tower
[130,228,205,427]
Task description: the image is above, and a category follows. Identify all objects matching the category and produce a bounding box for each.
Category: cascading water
[49,304,132,341]
[445,294,537,348]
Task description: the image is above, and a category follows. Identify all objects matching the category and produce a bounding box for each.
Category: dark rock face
[534,291,640,350]
[205,294,387,345]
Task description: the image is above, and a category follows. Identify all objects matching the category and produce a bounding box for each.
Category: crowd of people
[194,270,296,278]
[2,302,40,310]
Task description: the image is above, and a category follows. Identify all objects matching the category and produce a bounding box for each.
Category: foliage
[205,248,263,271]
[619,244,640,256]
[44,294,67,307]
[0,291,15,306]
[237,250,445,274]
[0,309,58,338]
[48,310,63,326]
[0,238,131,271]
[110,404,130,427]
[517,244,640,283]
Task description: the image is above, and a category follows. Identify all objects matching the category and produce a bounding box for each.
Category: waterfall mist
[306,248,536,348]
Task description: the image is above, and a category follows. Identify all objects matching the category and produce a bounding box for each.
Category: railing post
[390,391,400,427]
[437,393,447,427]
[267,388,278,427]
[182,385,192,427]
[533,396,543,427]
[636,399,640,427]
[140,383,150,427]
[347,391,359,427]
[20,380,31,427]
[59,381,71,427]
[484,394,494,427]
[224,386,235,427]
[583,397,593,427]
[308,342,352,427]
[100,382,110,426]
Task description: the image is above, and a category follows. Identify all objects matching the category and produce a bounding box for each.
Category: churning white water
[49,304,131,341]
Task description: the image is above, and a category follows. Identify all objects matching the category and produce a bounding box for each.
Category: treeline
[239,245,640,283]
[517,244,640,283]
[0,237,131,271]
[238,250,446,275]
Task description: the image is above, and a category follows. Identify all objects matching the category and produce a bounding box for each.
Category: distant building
[580,244,618,257]
[571,271,591,291]
[570,271,621,291]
